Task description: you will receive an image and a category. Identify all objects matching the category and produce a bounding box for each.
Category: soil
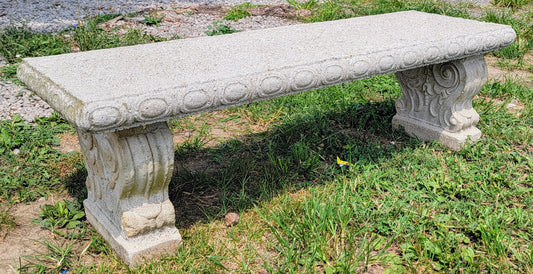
[0,195,71,273]
[485,55,533,88]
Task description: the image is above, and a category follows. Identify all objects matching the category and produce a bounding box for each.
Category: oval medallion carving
[293,70,315,90]
[90,107,121,128]
[424,46,440,63]
[352,60,370,77]
[323,65,343,84]
[183,90,211,111]
[223,83,248,103]
[139,98,168,118]
[446,42,462,58]
[379,55,395,71]
[402,51,418,67]
[260,76,284,96]
[465,36,483,54]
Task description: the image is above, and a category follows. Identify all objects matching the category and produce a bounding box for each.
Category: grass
[0,114,77,203]
[0,26,71,63]
[0,14,168,66]
[482,8,533,65]
[290,0,533,69]
[0,0,532,272]
[0,204,16,239]
[493,0,533,9]
[224,3,256,21]
[205,21,240,36]
[142,12,165,26]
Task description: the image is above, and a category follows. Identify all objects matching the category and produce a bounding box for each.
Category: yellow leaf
[336,156,349,167]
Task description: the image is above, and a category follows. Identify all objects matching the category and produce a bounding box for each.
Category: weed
[90,13,123,25]
[483,9,533,61]
[205,21,240,36]
[224,3,255,21]
[307,0,469,22]
[1,0,532,272]
[0,64,21,84]
[0,114,74,203]
[33,199,86,237]
[142,13,166,26]
[19,236,78,273]
[71,18,163,51]
[288,0,318,10]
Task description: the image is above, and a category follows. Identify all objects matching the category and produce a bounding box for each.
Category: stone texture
[16,10,516,266]
[17,11,515,133]
[393,55,487,150]
[78,122,181,266]
[224,212,240,227]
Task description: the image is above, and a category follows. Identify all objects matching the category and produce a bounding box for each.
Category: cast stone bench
[17,11,515,266]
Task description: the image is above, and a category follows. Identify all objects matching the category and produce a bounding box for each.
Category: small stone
[184,131,192,137]
[12,148,20,155]
[224,212,239,227]
[506,99,520,110]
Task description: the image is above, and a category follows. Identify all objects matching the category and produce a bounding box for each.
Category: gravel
[0,81,54,122]
[0,0,297,123]
[0,0,290,33]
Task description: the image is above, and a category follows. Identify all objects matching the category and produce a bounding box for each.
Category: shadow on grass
[168,99,423,229]
[59,99,423,229]
[63,167,87,203]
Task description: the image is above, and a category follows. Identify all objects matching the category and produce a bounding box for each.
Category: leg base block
[84,200,182,267]
[392,115,481,151]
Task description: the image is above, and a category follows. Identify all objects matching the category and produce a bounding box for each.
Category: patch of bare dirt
[479,96,526,117]
[0,195,70,273]
[486,55,533,88]
[172,110,268,148]
[56,133,81,153]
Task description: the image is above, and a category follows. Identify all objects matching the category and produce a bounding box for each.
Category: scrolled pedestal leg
[392,55,487,150]
[78,122,180,266]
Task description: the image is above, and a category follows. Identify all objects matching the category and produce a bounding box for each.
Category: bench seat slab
[78,122,181,266]
[393,55,486,150]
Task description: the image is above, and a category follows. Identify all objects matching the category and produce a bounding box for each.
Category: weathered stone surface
[17,11,515,133]
[393,55,487,150]
[78,122,180,266]
[16,10,516,266]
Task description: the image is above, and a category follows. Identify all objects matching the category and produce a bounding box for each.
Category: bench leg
[77,122,181,266]
[392,55,487,150]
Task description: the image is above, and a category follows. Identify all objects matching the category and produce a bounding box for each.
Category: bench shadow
[168,99,423,229]
[61,99,424,229]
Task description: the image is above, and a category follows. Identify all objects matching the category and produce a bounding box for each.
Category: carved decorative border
[19,27,515,132]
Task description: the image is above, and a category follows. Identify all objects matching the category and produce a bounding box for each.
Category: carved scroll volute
[78,122,176,238]
[395,56,486,133]
[446,56,486,132]
[78,130,122,215]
